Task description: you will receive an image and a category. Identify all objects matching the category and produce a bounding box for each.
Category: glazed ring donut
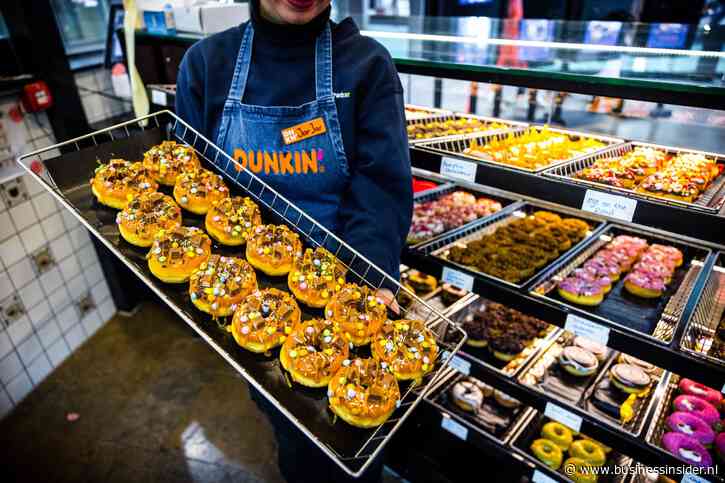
[541,421,574,451]
[328,358,400,428]
[189,255,257,317]
[450,380,484,412]
[231,288,301,353]
[371,319,438,382]
[666,411,715,446]
[569,440,606,467]
[562,457,597,483]
[205,196,262,246]
[142,140,200,186]
[672,395,720,426]
[116,192,181,247]
[530,438,563,470]
[325,283,387,346]
[246,224,302,276]
[173,168,229,214]
[280,318,349,388]
[147,226,211,283]
[678,379,723,406]
[91,159,157,209]
[288,247,346,308]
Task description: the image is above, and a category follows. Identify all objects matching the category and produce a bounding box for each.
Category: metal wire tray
[509,409,635,483]
[407,182,519,249]
[440,294,562,379]
[530,224,711,345]
[16,110,467,478]
[413,125,623,173]
[544,141,725,214]
[679,252,725,368]
[404,104,453,122]
[426,368,537,447]
[415,201,607,290]
[644,373,724,482]
[406,111,528,146]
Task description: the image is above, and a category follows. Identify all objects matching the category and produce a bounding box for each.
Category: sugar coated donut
[231,288,301,353]
[666,412,715,446]
[662,432,713,468]
[558,346,599,377]
[328,358,400,428]
[678,379,723,406]
[173,168,229,214]
[280,318,349,387]
[246,224,302,276]
[530,438,563,470]
[205,196,262,246]
[189,255,257,317]
[541,421,574,451]
[91,159,157,209]
[609,363,651,395]
[672,395,720,426]
[116,192,181,247]
[147,226,211,283]
[450,380,484,412]
[325,283,387,346]
[371,319,438,382]
[569,439,606,467]
[142,140,200,186]
[562,457,597,483]
[288,247,346,308]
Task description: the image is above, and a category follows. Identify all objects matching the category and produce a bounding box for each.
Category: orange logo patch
[281,117,327,145]
[232,149,325,175]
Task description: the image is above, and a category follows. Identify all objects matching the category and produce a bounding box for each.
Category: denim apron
[215,22,349,232]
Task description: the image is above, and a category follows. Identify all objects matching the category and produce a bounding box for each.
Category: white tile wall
[0,174,117,419]
[75,68,131,124]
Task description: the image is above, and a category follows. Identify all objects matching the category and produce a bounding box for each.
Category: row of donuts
[90,141,441,429]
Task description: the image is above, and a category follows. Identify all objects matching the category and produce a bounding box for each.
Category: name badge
[281,117,327,145]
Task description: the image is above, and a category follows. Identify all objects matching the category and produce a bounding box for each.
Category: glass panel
[0,13,8,39]
[51,0,110,55]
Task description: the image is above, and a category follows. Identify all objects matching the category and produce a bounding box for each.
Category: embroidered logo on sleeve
[281,117,327,145]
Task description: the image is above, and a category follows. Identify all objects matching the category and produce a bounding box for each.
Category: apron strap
[314,22,333,100]
[228,23,254,101]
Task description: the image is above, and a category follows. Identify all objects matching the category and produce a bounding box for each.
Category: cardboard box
[174,3,249,35]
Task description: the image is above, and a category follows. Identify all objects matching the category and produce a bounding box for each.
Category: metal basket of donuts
[644,374,725,480]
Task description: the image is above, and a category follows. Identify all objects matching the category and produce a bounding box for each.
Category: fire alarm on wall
[21,81,53,113]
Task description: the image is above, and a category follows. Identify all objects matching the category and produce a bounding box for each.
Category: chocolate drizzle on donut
[92,159,156,198]
[290,247,346,300]
[232,288,300,347]
[373,319,438,378]
[248,224,301,267]
[189,255,256,312]
[284,319,348,380]
[117,192,181,238]
[147,226,211,267]
[143,141,199,183]
[208,196,261,240]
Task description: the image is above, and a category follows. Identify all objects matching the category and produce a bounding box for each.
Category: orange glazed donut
[142,141,200,186]
[116,192,181,247]
[324,283,387,346]
[147,226,211,283]
[205,196,262,246]
[246,224,302,276]
[90,159,157,209]
[280,318,349,388]
[371,319,438,382]
[189,255,257,317]
[231,288,301,353]
[288,247,346,308]
[173,168,229,215]
[328,358,401,428]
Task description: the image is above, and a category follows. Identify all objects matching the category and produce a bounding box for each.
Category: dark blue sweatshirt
[175,2,412,281]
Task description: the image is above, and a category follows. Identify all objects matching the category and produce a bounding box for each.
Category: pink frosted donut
[678,379,723,406]
[583,257,621,278]
[663,432,713,467]
[673,395,721,426]
[625,271,667,290]
[640,252,677,271]
[650,244,683,265]
[558,277,606,296]
[716,433,725,462]
[666,412,715,445]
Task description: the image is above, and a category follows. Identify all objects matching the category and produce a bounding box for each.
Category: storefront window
[51,0,110,55]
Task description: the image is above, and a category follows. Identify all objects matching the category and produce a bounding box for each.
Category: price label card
[448,355,471,375]
[441,415,468,441]
[581,189,637,222]
[440,157,477,183]
[532,470,559,483]
[681,473,709,483]
[441,267,474,291]
[544,402,583,433]
[565,313,610,346]
[151,89,168,107]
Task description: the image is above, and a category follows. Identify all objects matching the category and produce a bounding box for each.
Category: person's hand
[375,288,400,315]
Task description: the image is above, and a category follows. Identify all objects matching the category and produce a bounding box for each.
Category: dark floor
[1,301,385,483]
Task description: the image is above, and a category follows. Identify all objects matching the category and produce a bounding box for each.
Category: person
[175,0,412,481]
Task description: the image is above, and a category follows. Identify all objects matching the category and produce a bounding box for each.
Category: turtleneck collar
[250,0,331,45]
